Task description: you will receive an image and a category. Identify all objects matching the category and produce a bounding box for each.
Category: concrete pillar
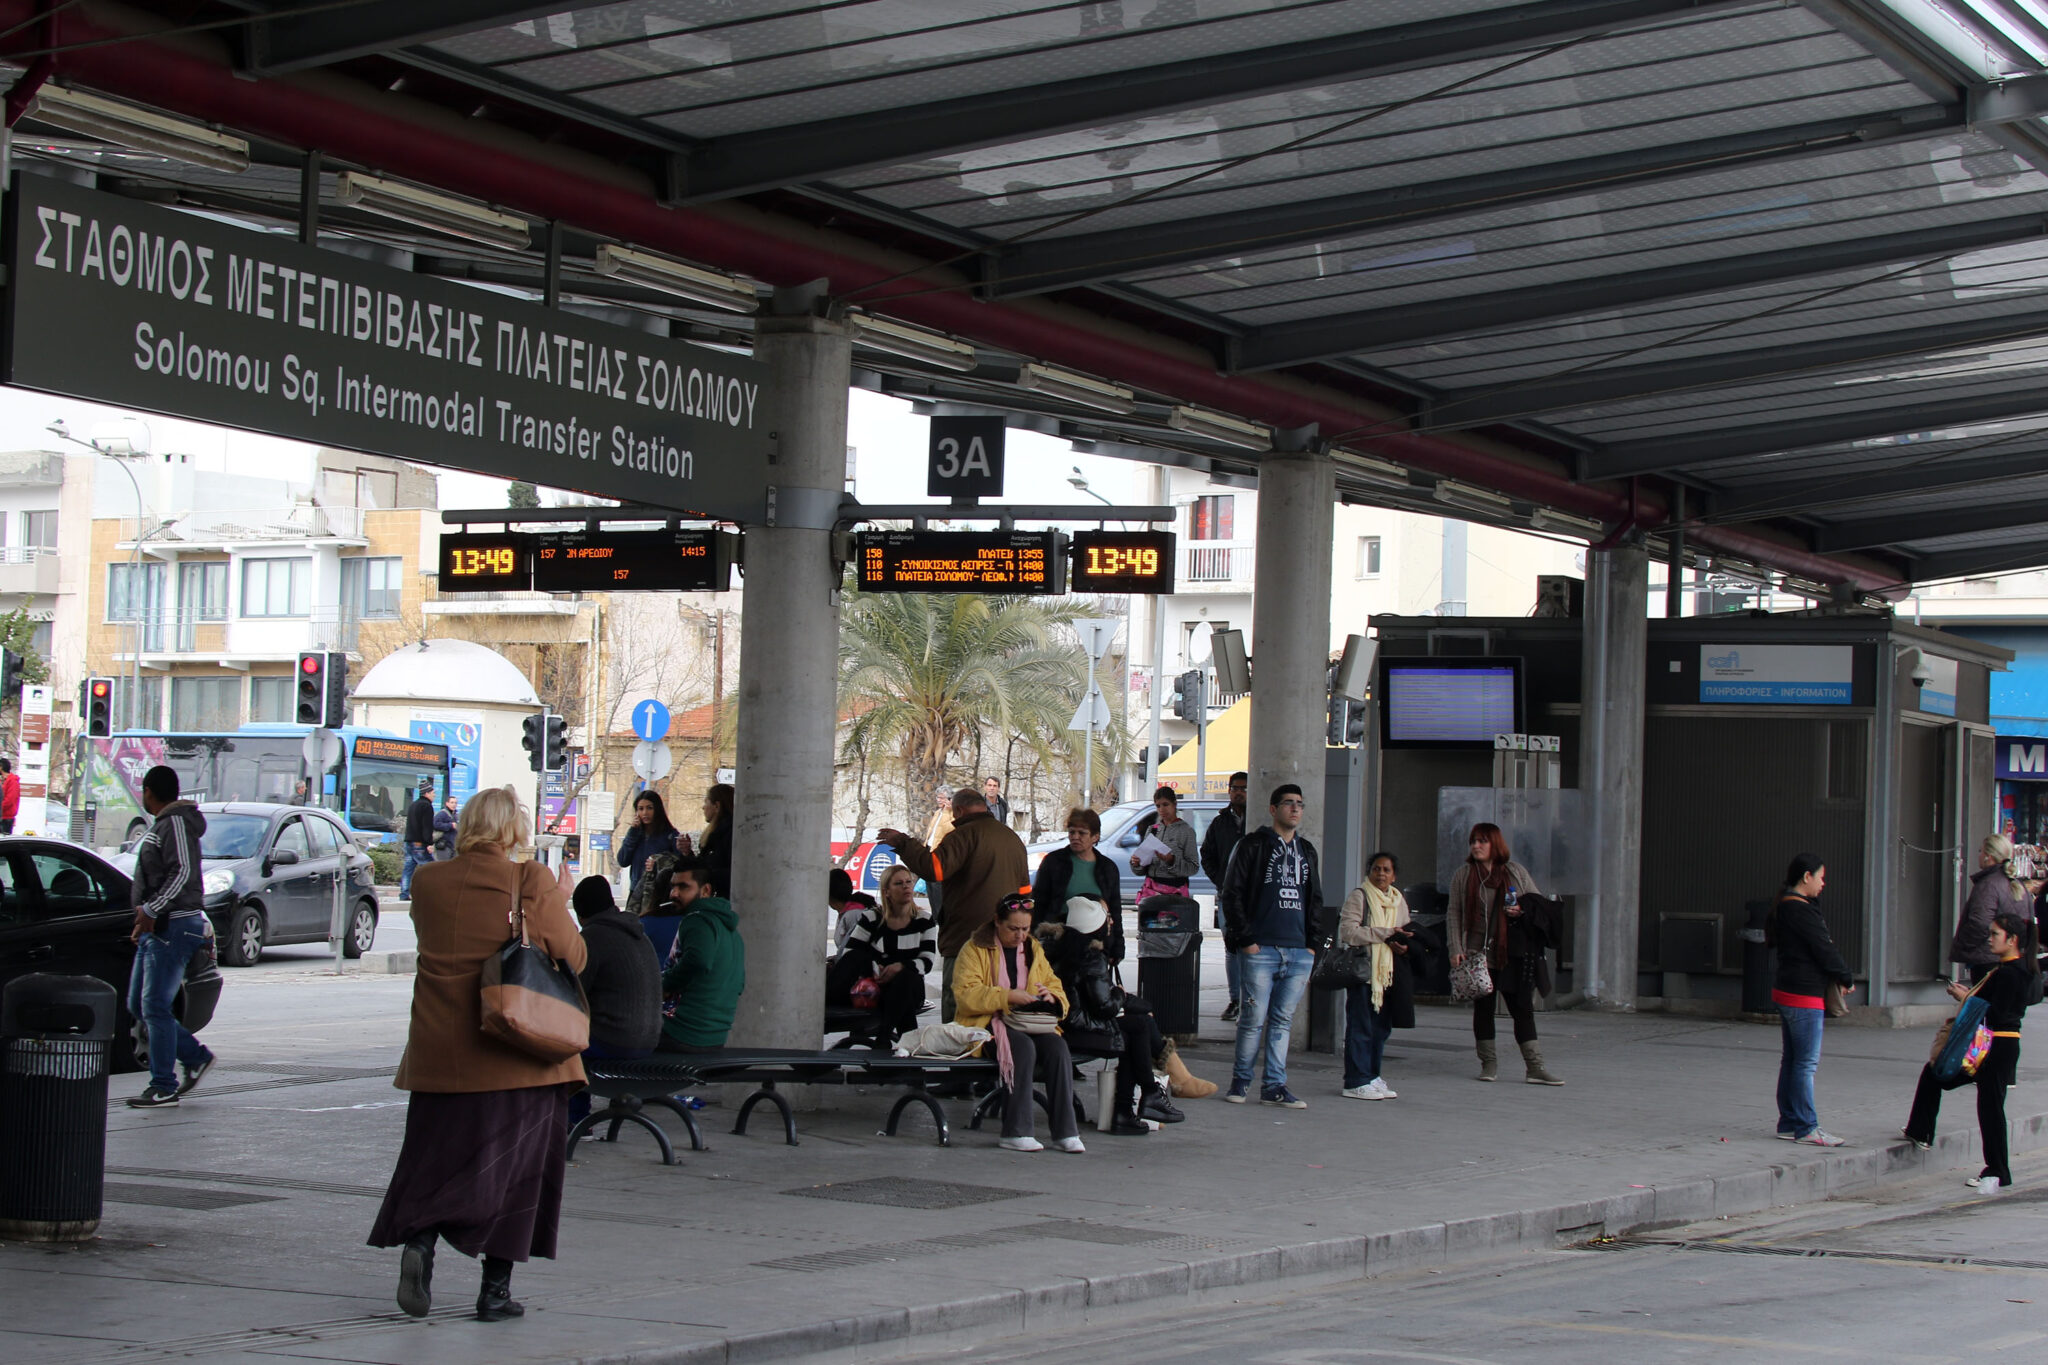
[1248,450,1336,849]
[1577,543,1648,1010]
[728,297,849,1050]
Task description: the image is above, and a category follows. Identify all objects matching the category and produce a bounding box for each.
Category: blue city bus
[76,724,455,845]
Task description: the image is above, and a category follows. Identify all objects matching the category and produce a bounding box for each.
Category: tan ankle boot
[1161,1042,1218,1099]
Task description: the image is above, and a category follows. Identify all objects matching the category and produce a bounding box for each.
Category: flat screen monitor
[1378,656,1523,749]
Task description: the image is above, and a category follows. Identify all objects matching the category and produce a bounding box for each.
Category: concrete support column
[729,299,850,1051]
[1577,543,1648,1010]
[1248,450,1335,849]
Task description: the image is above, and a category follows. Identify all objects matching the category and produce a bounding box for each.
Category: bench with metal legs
[567,1091,706,1165]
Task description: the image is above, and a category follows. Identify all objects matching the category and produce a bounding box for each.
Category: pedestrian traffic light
[521,710,546,773]
[1171,669,1202,722]
[543,714,568,773]
[82,676,114,737]
[295,651,347,727]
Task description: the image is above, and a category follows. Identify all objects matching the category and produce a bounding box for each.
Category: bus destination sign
[855,530,1066,594]
[531,528,736,592]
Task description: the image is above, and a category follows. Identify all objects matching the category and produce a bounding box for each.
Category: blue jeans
[1232,946,1313,1094]
[400,842,430,898]
[127,918,212,1092]
[1776,1004,1824,1137]
[1343,983,1393,1089]
[1224,943,1243,1008]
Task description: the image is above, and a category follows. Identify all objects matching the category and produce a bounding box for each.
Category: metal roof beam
[1585,387,2048,479]
[1815,497,2048,552]
[668,0,1755,202]
[1900,538,2048,582]
[1230,212,2048,372]
[1425,304,2048,429]
[1704,447,2048,520]
[243,0,610,74]
[985,104,1963,297]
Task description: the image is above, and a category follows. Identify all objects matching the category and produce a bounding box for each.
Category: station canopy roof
[12,0,2048,596]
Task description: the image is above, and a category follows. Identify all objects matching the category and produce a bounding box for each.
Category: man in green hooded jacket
[657,857,745,1051]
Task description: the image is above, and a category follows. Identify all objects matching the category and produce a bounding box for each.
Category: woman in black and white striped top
[827,864,936,1043]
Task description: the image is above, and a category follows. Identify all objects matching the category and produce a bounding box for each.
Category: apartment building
[0,450,93,702]
[86,451,436,730]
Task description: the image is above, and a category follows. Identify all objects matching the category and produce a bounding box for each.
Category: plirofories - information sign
[2,174,771,520]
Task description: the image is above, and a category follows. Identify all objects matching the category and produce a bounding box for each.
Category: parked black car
[0,837,223,1072]
[114,802,381,967]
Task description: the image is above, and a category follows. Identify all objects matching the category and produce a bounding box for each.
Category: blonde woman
[1337,852,1414,1100]
[1954,833,2030,984]
[368,787,586,1324]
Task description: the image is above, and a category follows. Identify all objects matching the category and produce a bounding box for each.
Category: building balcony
[0,547,60,596]
[424,593,585,617]
[111,606,372,667]
[1178,541,1253,591]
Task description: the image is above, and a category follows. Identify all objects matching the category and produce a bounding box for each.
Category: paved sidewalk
[3,963,2038,1365]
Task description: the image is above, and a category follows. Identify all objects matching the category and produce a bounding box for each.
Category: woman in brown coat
[368,786,588,1323]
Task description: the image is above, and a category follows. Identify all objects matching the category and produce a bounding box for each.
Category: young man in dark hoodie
[569,877,661,1125]
[126,765,217,1107]
[657,858,745,1052]
[1218,783,1322,1109]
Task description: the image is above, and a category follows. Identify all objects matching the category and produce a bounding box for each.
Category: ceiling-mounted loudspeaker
[1211,627,1250,695]
[1333,633,1376,702]
[1533,575,1584,619]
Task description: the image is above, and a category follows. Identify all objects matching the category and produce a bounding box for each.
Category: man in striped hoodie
[125,765,217,1108]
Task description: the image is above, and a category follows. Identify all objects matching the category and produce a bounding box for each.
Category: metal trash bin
[1136,896,1203,1035]
[0,973,117,1242]
[1742,899,1775,1016]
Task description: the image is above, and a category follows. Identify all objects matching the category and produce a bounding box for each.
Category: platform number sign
[926,415,1006,498]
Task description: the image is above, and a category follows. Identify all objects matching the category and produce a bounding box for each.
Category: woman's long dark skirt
[368,1085,573,1262]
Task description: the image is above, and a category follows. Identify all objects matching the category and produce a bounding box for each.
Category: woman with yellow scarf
[1337,852,1413,1100]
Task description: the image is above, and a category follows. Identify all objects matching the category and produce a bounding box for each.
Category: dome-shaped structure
[353,639,539,707]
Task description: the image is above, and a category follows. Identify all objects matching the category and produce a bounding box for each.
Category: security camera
[1903,647,1933,688]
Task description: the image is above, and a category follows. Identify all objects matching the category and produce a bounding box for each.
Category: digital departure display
[1378,656,1524,750]
[1070,530,1176,594]
[531,528,735,592]
[439,534,532,589]
[855,530,1065,594]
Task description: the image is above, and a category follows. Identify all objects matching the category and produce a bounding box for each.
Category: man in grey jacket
[126,765,216,1108]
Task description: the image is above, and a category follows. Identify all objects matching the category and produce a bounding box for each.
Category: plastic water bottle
[1504,885,1519,913]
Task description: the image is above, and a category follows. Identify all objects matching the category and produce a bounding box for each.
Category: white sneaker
[1053,1136,1086,1154]
[999,1136,1044,1153]
[1795,1129,1847,1147]
[1967,1175,2003,1193]
[1340,1084,1387,1100]
[1370,1078,1397,1099]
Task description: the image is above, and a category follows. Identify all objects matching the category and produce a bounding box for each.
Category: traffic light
[0,648,22,701]
[521,710,546,773]
[1171,669,1202,722]
[543,714,568,773]
[295,651,347,727]
[82,676,114,738]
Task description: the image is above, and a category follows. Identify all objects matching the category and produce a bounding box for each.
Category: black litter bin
[0,973,117,1242]
[1136,896,1203,1035]
[1742,899,1775,1016]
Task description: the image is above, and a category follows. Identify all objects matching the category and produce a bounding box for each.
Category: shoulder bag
[1450,950,1494,1003]
[1311,932,1373,991]
[1930,970,1996,1090]
[480,871,591,1063]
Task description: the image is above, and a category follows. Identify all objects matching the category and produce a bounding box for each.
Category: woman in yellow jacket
[955,894,1085,1153]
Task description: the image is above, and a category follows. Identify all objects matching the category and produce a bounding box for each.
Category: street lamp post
[50,421,147,729]
[1068,468,1133,802]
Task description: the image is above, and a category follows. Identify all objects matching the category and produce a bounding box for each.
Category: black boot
[396,1231,435,1318]
[1140,1081,1185,1124]
[1110,1084,1151,1136]
[476,1256,525,1322]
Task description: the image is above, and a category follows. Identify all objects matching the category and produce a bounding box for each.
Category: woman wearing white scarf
[1337,852,1412,1100]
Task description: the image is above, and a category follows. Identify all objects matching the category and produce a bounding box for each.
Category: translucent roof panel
[421,0,1508,139]
[835,6,1907,237]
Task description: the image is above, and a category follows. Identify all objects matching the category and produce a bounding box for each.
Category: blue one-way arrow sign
[632,699,672,742]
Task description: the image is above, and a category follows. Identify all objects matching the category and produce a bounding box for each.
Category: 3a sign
[926,415,1006,498]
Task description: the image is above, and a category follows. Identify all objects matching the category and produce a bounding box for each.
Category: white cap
[1064,897,1107,936]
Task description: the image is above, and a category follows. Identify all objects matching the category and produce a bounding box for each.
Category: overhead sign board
[1699,645,1853,705]
[2,175,772,520]
[855,529,1065,594]
[1070,529,1176,594]
[531,527,735,591]
[440,532,532,589]
[926,415,1006,498]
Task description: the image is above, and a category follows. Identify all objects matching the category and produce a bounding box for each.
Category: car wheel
[343,901,377,958]
[124,816,148,845]
[221,904,266,967]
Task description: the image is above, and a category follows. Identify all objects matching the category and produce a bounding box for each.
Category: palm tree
[838,591,1099,824]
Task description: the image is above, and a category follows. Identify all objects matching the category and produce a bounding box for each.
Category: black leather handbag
[1310,936,1373,991]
